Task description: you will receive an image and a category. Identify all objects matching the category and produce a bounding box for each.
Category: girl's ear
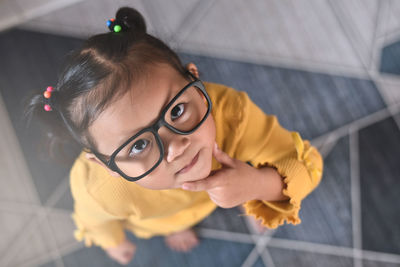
[85,153,121,177]
[185,62,199,78]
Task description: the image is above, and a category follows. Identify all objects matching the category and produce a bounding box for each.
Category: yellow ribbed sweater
[70,82,323,249]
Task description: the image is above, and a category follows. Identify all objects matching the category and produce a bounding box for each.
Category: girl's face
[88,64,216,190]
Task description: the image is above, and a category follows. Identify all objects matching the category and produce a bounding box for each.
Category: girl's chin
[171,148,213,188]
[178,161,212,185]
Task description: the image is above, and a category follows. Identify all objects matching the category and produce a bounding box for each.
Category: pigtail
[24,88,81,163]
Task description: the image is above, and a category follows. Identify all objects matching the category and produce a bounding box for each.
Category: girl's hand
[182,143,263,208]
[105,238,136,265]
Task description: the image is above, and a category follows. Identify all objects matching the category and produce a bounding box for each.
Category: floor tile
[0,211,34,256]
[4,220,54,267]
[196,207,249,233]
[140,0,200,39]
[61,245,120,267]
[62,232,254,267]
[376,77,400,105]
[273,136,353,247]
[395,112,400,121]
[383,0,400,37]
[14,0,81,18]
[129,234,254,267]
[39,261,58,267]
[0,29,82,204]
[0,96,38,203]
[251,251,277,267]
[177,0,362,69]
[253,257,266,267]
[0,0,22,30]
[179,53,385,139]
[47,209,76,248]
[328,0,379,67]
[53,182,74,211]
[359,117,400,254]
[380,39,400,75]
[363,260,400,267]
[266,247,353,267]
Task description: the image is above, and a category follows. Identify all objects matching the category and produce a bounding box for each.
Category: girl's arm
[182,87,323,228]
[70,153,127,249]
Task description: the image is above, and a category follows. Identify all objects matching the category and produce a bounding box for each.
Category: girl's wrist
[253,166,288,202]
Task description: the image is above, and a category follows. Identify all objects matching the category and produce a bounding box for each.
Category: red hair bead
[44,104,52,111]
[46,86,54,92]
[44,91,51,98]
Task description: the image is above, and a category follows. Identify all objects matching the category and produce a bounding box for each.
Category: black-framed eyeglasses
[92,77,212,182]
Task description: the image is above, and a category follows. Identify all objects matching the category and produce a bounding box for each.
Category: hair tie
[43,86,55,111]
[107,18,127,33]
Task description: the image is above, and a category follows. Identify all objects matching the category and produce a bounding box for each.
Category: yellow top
[70,82,323,249]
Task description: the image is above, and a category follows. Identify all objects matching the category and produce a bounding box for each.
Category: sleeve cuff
[243,158,305,229]
[243,133,323,229]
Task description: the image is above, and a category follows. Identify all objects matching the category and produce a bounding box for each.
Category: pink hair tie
[43,86,54,111]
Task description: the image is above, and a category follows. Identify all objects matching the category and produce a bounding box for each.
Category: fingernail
[182,184,190,190]
[214,143,219,150]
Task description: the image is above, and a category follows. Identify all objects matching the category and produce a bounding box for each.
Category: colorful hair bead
[43,91,51,98]
[113,25,122,32]
[107,18,124,33]
[43,86,55,112]
[44,104,52,111]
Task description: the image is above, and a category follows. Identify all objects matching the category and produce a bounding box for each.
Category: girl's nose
[165,136,191,163]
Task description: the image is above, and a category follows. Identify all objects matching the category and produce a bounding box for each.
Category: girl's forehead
[89,64,186,152]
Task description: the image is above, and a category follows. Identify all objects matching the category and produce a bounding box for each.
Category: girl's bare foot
[164,229,199,252]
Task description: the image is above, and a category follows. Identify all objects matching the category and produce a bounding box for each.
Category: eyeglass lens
[113,84,209,178]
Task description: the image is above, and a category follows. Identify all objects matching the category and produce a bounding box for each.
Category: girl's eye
[129,139,150,157]
[170,103,185,121]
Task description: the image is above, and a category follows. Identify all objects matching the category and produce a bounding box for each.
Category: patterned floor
[1,1,400,267]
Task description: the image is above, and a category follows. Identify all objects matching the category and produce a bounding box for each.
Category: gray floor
[1,1,400,267]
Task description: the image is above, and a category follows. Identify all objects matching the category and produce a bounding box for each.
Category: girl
[28,7,323,265]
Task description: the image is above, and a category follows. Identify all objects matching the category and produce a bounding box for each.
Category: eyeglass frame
[91,76,212,182]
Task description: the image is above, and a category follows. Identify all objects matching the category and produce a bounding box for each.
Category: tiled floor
[1,1,400,267]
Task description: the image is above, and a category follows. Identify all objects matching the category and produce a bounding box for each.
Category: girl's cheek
[205,116,216,146]
[196,114,216,144]
[134,164,174,189]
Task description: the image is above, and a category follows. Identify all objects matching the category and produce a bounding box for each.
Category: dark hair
[26,7,188,156]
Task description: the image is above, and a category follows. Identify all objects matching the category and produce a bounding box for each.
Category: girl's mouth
[176,152,199,175]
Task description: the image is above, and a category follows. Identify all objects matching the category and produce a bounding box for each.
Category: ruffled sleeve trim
[243,132,323,229]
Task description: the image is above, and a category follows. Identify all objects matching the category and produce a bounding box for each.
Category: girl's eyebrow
[116,82,177,144]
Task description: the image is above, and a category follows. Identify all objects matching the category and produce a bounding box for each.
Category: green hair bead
[114,25,122,32]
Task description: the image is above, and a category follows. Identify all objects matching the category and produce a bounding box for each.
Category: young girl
[28,7,323,265]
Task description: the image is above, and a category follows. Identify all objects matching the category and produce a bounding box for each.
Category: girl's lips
[176,152,199,174]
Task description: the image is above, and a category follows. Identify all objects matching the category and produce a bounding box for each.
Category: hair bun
[116,7,146,35]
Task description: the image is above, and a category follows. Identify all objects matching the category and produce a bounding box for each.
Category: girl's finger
[213,143,235,167]
[181,173,220,191]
